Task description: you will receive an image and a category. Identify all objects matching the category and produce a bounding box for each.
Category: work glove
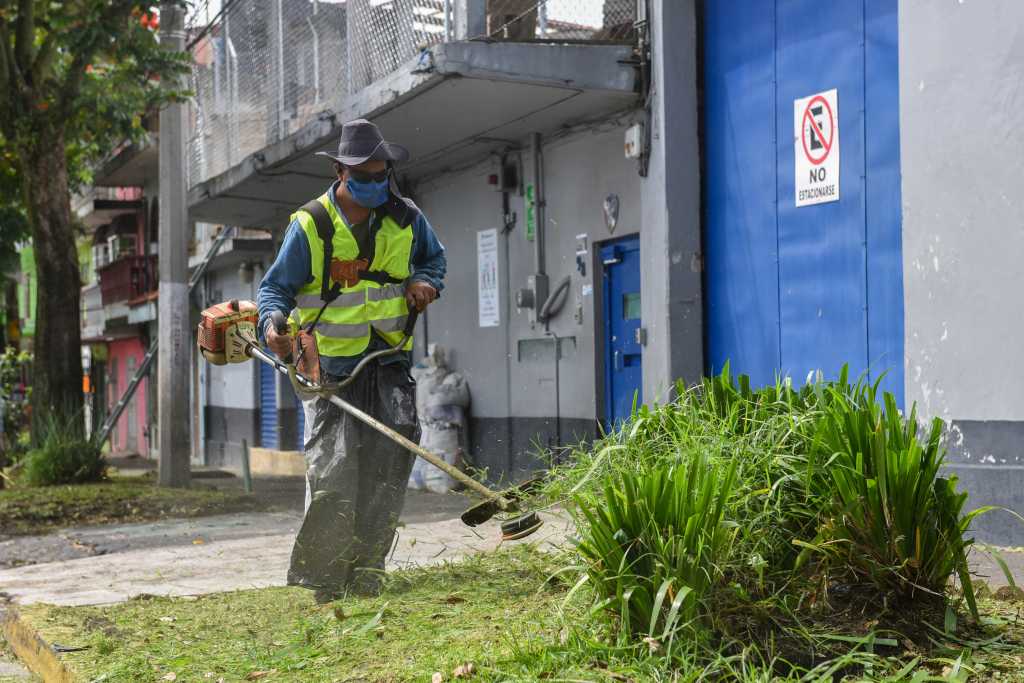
[405,281,437,312]
[266,319,293,360]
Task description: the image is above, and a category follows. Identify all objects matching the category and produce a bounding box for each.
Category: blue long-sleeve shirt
[257,181,446,378]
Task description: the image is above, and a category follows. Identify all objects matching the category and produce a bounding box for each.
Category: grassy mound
[540,366,1018,678]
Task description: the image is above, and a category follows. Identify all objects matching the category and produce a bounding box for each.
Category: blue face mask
[345,177,390,208]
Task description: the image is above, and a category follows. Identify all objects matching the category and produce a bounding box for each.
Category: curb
[1,607,76,682]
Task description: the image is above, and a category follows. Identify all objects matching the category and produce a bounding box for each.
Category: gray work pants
[287,362,418,595]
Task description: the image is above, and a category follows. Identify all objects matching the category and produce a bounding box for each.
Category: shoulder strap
[383,177,421,228]
[299,198,341,303]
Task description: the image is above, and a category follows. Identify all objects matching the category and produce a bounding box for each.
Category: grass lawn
[19,546,575,682]
[14,546,1024,682]
[0,475,271,538]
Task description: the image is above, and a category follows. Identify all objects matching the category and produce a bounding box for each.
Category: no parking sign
[794,89,839,207]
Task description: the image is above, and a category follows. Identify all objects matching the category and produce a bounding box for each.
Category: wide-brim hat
[314,118,410,166]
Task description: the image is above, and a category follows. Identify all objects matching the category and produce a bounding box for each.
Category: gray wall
[413,123,642,480]
[900,0,1024,543]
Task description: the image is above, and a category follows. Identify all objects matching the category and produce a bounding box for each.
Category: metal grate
[187,0,636,190]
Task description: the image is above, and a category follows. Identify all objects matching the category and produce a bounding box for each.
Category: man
[257,119,446,602]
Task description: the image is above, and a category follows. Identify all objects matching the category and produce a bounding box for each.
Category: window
[623,292,641,320]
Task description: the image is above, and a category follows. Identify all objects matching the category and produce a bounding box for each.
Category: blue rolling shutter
[259,359,279,449]
[295,394,305,452]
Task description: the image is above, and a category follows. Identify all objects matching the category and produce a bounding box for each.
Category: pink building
[77,184,158,458]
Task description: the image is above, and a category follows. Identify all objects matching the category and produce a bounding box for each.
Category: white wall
[900,0,1024,429]
[900,0,1024,544]
[412,122,642,425]
[204,264,261,411]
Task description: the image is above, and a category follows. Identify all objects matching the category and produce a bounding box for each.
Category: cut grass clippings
[0,475,271,539]
[18,546,575,682]
[15,547,1024,682]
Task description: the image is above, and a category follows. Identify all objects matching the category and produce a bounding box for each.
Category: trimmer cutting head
[459,477,545,540]
[500,512,544,541]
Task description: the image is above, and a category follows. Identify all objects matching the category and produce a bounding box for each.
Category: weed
[18,413,105,486]
[574,452,737,646]
[799,380,988,617]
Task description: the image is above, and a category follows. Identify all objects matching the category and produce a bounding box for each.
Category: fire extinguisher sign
[794,88,839,207]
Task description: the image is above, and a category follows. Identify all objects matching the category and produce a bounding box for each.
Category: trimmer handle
[269,310,293,364]
[403,307,420,338]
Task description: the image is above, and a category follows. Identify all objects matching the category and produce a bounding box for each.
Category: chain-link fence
[482,0,635,42]
[188,0,636,189]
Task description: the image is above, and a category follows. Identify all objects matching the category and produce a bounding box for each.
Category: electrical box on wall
[489,157,520,193]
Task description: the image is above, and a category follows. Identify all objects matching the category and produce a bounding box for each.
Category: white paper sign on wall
[477,228,500,328]
[794,88,839,207]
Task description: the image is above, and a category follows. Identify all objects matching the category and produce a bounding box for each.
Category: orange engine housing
[197,299,258,365]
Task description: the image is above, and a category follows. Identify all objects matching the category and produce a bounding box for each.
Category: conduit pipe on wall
[531,132,545,277]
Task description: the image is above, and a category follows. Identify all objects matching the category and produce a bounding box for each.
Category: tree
[0,2,188,437]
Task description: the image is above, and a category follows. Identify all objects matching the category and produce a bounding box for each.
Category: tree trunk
[20,130,85,440]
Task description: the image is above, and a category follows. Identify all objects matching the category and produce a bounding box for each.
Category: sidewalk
[0,492,572,607]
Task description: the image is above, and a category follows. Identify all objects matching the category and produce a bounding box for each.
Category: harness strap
[299,198,339,304]
[298,197,408,338]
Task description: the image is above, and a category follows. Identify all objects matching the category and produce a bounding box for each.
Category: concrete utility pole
[157,1,191,487]
[639,0,703,403]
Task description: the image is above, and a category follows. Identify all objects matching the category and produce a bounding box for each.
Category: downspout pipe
[531,132,545,277]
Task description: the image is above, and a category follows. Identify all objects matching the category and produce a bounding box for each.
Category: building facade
[175,0,1023,542]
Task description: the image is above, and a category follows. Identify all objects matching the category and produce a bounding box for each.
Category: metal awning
[188,41,639,229]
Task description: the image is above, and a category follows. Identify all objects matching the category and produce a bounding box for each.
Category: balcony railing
[97,255,158,307]
[187,0,637,189]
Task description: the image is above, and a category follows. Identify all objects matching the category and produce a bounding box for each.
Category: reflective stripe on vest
[291,192,413,357]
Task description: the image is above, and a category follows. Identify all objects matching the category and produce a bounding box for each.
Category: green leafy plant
[797,380,988,617]
[20,413,106,487]
[573,452,738,646]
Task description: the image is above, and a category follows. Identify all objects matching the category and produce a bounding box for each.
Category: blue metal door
[259,359,279,449]
[703,0,904,404]
[602,235,642,426]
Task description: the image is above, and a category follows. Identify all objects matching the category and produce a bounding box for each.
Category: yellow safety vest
[291,191,413,358]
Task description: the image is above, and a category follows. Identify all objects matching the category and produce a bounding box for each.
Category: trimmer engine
[197,299,259,365]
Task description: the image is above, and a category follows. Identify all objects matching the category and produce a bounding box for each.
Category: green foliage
[575,453,737,647]
[1,2,190,431]
[0,2,191,185]
[0,148,30,272]
[545,364,989,661]
[20,414,105,486]
[0,346,30,457]
[799,380,987,617]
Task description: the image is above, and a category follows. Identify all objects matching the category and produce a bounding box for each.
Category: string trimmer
[196,300,542,540]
